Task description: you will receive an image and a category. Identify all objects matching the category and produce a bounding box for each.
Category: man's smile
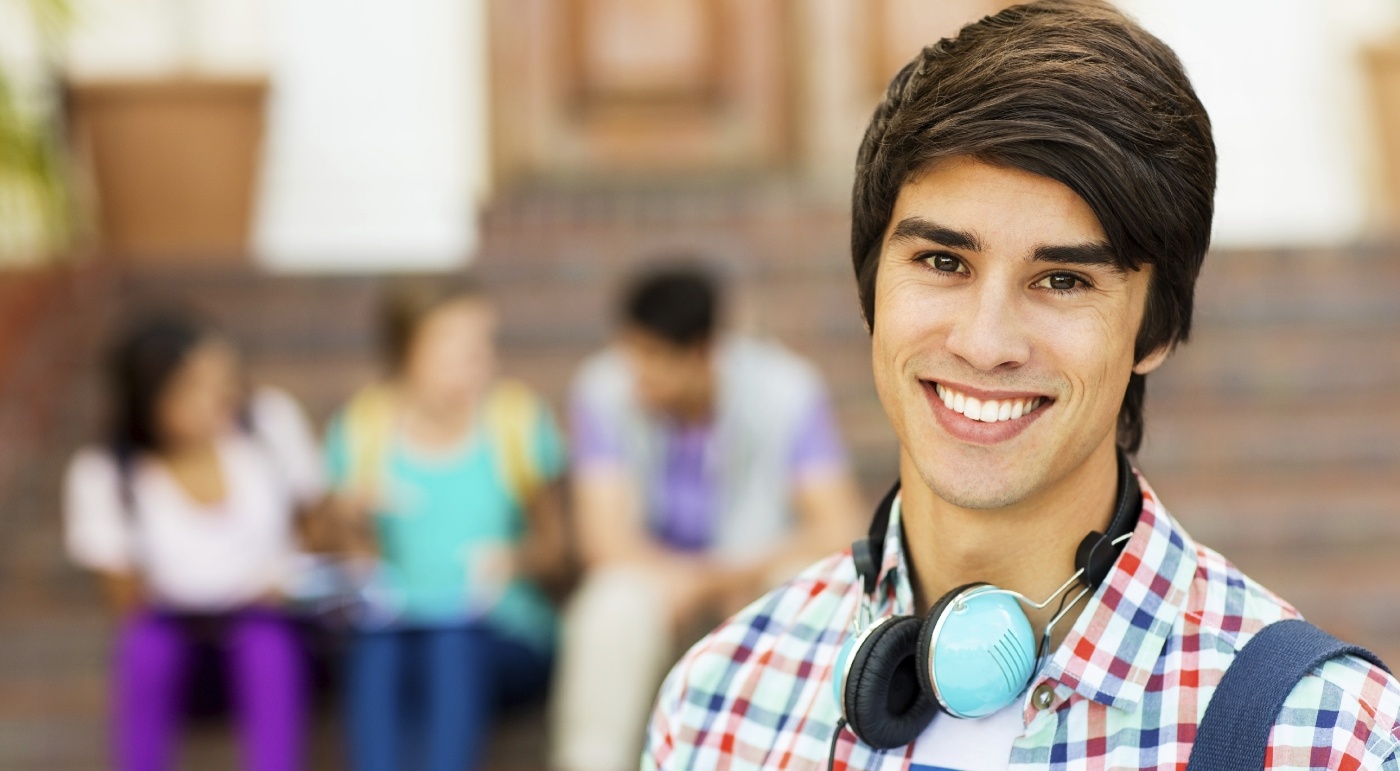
[920,379,1054,444]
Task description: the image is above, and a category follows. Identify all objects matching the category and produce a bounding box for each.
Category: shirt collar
[867,491,916,617]
[1039,471,1197,712]
[870,470,1197,713]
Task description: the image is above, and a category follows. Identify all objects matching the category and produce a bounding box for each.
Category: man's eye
[1042,273,1085,291]
[928,254,962,272]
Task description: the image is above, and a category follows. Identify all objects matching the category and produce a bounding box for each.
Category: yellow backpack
[342,379,545,509]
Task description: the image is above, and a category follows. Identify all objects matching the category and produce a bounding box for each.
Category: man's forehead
[899,156,1095,216]
[887,158,1121,265]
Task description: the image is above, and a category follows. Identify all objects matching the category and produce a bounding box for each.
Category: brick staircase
[1141,248,1400,656]
[1,189,1398,768]
[0,263,125,770]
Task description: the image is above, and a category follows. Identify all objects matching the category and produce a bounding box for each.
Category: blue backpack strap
[1187,618,1391,771]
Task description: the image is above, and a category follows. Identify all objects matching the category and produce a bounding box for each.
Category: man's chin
[909,448,1042,511]
[925,475,1037,511]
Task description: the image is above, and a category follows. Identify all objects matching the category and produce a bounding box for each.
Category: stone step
[1192,248,1400,326]
[1141,394,1400,471]
[1151,323,1400,402]
[1146,465,1400,551]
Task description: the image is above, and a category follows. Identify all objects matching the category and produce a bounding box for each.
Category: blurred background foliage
[0,0,77,264]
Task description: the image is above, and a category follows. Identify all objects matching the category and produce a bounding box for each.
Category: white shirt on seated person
[64,387,325,612]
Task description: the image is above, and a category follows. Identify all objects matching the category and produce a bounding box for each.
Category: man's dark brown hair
[851,0,1216,453]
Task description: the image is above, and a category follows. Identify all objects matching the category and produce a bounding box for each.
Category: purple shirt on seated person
[570,393,848,553]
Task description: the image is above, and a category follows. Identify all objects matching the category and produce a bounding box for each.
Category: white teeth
[978,400,999,422]
[935,383,1046,424]
[964,397,982,419]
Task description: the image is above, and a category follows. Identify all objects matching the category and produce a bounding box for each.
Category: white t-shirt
[63,387,325,611]
[909,699,1024,771]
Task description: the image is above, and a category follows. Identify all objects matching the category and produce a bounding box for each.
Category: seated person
[64,314,324,771]
[550,265,864,771]
[323,276,569,771]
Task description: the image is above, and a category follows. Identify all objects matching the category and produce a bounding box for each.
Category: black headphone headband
[854,448,1143,595]
[1078,449,1143,587]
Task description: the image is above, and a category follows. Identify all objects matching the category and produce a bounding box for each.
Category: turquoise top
[325,397,565,652]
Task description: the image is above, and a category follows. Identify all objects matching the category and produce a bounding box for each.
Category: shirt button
[1031,683,1056,710]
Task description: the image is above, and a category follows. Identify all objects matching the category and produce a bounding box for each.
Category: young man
[551,267,865,771]
[644,2,1400,769]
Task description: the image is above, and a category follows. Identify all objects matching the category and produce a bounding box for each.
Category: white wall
[1118,0,1399,248]
[62,0,491,272]
[254,0,490,272]
[66,0,270,77]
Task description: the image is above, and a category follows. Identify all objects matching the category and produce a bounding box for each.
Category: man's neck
[898,439,1121,647]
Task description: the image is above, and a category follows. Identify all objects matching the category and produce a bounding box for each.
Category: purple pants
[112,607,306,771]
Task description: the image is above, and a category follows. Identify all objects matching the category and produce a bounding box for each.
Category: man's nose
[943,285,1032,372]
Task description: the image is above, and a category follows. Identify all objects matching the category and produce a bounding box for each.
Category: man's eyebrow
[1032,242,1125,273]
[888,218,1126,273]
[887,218,983,251]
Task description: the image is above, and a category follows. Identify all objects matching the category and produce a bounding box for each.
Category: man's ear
[1132,344,1171,376]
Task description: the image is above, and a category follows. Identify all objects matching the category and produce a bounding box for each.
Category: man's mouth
[928,382,1051,424]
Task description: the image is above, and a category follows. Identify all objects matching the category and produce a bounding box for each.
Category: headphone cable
[827,717,848,771]
[1036,587,1075,664]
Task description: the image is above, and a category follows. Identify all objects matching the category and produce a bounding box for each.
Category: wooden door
[490,0,795,186]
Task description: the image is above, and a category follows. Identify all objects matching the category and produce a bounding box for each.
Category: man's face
[620,326,712,418]
[871,156,1166,509]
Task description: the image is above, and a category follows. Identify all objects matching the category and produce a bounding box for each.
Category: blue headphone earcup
[915,582,989,698]
[840,615,939,749]
[917,584,1038,718]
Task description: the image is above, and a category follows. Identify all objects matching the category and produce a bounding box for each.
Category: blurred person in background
[323,276,569,771]
[550,265,865,771]
[63,314,325,771]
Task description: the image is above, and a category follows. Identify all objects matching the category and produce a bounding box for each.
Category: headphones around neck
[831,449,1142,750]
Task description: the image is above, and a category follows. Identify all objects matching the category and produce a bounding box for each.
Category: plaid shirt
[644,473,1400,770]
